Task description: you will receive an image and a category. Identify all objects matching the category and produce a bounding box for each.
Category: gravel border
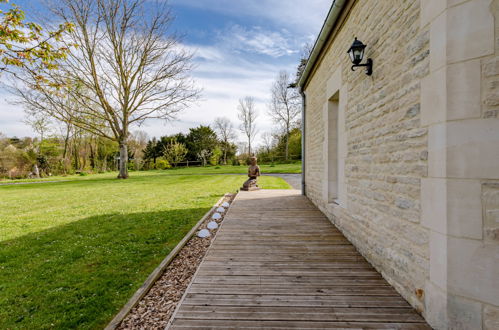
[112,193,235,330]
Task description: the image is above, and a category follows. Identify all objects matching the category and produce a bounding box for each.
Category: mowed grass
[0,172,290,329]
[0,162,302,184]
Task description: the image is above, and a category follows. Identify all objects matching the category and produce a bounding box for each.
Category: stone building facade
[298,0,499,328]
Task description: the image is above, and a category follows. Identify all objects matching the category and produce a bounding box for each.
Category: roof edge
[297,0,348,89]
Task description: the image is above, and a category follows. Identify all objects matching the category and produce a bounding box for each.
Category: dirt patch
[117,194,235,329]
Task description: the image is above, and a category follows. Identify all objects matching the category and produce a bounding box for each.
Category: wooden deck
[168,190,430,329]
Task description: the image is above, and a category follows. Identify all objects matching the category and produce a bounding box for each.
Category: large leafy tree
[143,138,159,165]
[186,125,218,165]
[12,0,200,179]
[0,0,72,76]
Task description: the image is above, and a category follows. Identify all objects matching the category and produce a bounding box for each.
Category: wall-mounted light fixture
[347,37,373,76]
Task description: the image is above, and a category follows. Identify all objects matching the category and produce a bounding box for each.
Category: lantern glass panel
[353,48,364,64]
[348,49,355,63]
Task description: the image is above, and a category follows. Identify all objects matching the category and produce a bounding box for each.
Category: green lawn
[0,162,301,184]
[0,172,290,329]
[164,162,302,175]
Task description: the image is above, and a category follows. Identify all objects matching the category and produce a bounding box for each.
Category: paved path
[263,173,301,190]
[167,189,430,329]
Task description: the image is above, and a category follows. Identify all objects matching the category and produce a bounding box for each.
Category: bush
[155,158,171,170]
[215,166,221,169]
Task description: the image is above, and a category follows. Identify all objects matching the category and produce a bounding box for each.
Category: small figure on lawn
[241,156,260,191]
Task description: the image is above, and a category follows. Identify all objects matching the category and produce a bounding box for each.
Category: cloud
[219,25,297,58]
[1,0,330,148]
[169,0,331,34]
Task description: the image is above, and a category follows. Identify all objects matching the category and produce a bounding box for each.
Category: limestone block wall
[303,0,499,328]
[419,0,499,329]
[304,0,430,314]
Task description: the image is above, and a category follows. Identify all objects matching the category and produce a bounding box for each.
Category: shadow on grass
[0,207,208,329]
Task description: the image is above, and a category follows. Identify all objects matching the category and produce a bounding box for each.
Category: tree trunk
[89,140,96,170]
[118,140,129,179]
[33,164,40,178]
[285,130,290,161]
[74,143,79,170]
[63,126,70,159]
[62,125,71,173]
[248,139,252,156]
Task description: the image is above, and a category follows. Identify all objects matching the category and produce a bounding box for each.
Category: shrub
[155,158,171,170]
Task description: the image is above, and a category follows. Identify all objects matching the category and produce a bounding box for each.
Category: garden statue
[241,156,260,191]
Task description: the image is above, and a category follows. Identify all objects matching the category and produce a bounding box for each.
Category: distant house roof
[298,0,349,89]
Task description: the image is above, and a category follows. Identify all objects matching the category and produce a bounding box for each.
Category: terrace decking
[167,189,430,329]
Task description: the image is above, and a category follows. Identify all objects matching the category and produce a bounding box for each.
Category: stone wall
[304,0,430,314]
[303,0,499,328]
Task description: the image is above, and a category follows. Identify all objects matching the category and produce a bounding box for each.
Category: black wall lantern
[347,37,373,76]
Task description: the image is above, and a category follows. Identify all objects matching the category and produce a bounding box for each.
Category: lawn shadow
[0,207,208,329]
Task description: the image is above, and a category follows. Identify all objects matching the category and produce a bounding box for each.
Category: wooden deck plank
[182,293,412,308]
[170,319,431,329]
[167,190,429,329]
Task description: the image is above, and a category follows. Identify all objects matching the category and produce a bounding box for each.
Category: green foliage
[155,158,171,170]
[163,138,188,167]
[143,138,159,164]
[0,172,289,328]
[257,128,302,163]
[0,132,120,179]
[209,146,222,166]
[0,0,74,76]
[287,128,302,159]
[186,125,218,162]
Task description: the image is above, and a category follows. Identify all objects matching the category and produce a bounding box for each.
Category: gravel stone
[117,194,234,330]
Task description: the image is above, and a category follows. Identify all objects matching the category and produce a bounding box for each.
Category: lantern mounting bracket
[351,58,373,76]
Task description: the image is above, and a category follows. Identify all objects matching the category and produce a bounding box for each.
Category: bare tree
[12,0,200,179]
[295,42,314,82]
[24,111,52,144]
[236,141,247,156]
[129,130,149,170]
[23,112,53,178]
[213,117,236,165]
[237,97,258,156]
[268,71,300,161]
[261,131,276,164]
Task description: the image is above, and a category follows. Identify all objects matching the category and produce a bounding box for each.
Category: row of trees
[0,124,149,179]
[0,116,300,179]
[143,122,237,168]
